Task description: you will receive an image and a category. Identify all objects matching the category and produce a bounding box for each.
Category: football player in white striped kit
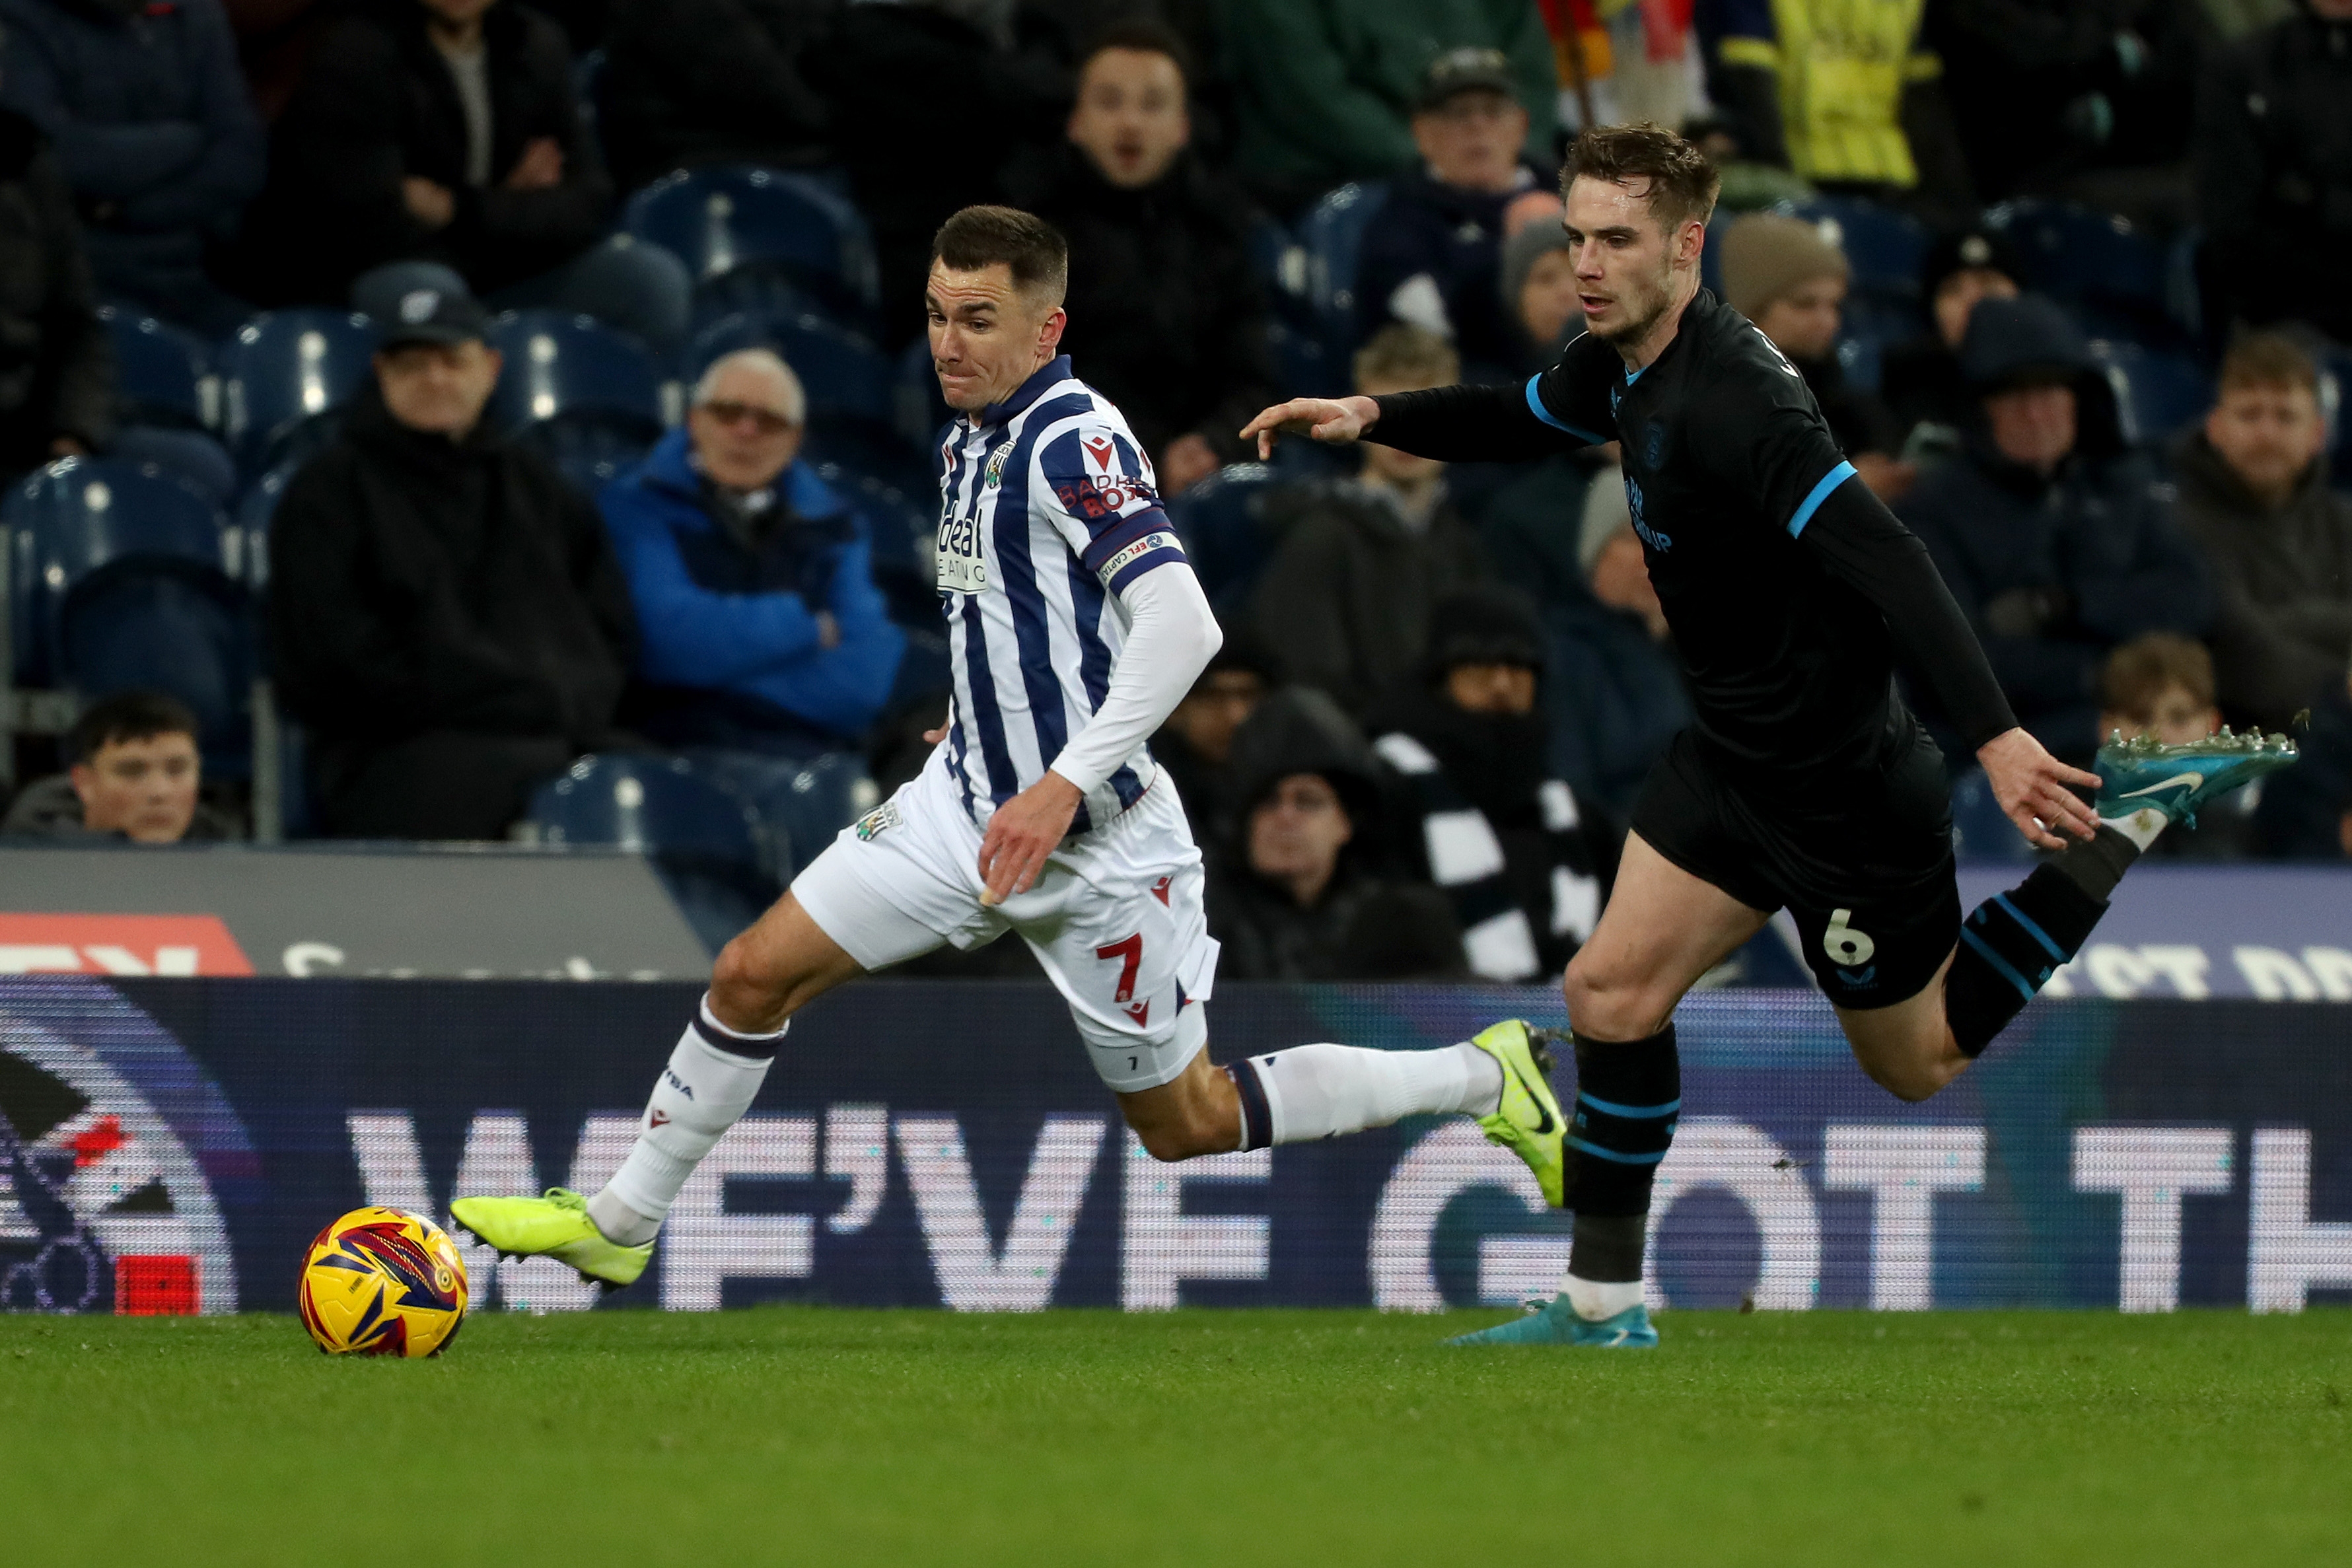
[454,207,1573,1297]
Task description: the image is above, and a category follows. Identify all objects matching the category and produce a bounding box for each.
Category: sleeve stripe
[1524,375,1609,445]
[1104,544,1186,596]
[1079,507,1168,573]
[1786,460,1858,539]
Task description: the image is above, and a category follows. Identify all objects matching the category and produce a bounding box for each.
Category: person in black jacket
[2197,0,2352,344]
[1354,49,1562,382]
[1000,21,1275,495]
[269,284,637,839]
[596,0,834,193]
[1369,586,1620,982]
[1205,686,1465,981]
[1897,295,2214,762]
[0,104,109,476]
[234,0,687,349]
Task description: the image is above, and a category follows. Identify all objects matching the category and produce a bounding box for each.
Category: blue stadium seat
[1249,213,1313,330]
[1166,461,1279,606]
[1267,318,1337,399]
[486,310,668,495]
[699,750,877,882]
[1,458,252,773]
[1950,767,2035,865]
[624,165,880,324]
[98,306,210,429]
[2090,339,2213,446]
[525,754,779,951]
[1299,181,1388,354]
[215,309,376,475]
[894,336,949,453]
[1986,200,2170,336]
[1783,196,1929,302]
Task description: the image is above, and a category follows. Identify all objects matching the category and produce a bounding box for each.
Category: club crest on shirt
[983,439,1017,488]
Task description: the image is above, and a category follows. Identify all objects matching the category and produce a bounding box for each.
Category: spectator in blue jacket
[0,0,263,334]
[1898,295,2215,764]
[602,347,905,764]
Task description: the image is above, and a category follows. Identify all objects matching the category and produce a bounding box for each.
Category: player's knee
[1563,950,1669,1042]
[709,934,789,1029]
[1858,1037,1962,1103]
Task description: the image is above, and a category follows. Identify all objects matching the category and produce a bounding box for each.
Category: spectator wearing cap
[1245,325,1491,720]
[600,347,904,769]
[1207,687,1465,981]
[1879,226,2023,458]
[1000,21,1275,498]
[0,0,264,335]
[1222,6,1557,213]
[1719,210,1908,499]
[1150,621,1278,855]
[234,0,688,352]
[1354,48,1557,381]
[1368,586,1618,981]
[2,690,239,840]
[2171,331,2352,731]
[0,97,110,478]
[1898,293,2212,762]
[270,283,638,840]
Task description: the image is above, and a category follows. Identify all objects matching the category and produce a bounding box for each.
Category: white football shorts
[789,750,1219,1091]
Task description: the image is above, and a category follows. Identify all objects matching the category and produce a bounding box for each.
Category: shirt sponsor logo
[1625,476,1672,553]
[1052,433,1157,520]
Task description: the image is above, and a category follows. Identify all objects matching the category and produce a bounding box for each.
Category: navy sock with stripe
[1561,1027,1678,1306]
[1946,863,2110,1057]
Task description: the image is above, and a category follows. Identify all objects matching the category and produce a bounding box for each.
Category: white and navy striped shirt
[934,355,1189,834]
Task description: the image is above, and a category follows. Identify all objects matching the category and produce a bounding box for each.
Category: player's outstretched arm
[1978,727,2102,852]
[1239,396,1380,459]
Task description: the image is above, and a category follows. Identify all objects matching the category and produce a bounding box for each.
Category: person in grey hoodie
[2170,330,2352,731]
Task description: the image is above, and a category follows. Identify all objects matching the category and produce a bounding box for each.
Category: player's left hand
[1978,727,2102,852]
[976,771,1083,905]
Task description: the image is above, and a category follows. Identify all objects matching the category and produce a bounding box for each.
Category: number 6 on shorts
[1822,908,1876,966]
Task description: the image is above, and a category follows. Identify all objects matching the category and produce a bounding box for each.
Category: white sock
[1240,1042,1501,1146]
[2098,806,2168,851]
[594,997,787,1244]
[1560,1274,1644,1321]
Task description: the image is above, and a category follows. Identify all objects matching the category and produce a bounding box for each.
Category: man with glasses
[597,347,906,763]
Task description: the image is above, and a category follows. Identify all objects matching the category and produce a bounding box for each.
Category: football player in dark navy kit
[1243,124,2295,1347]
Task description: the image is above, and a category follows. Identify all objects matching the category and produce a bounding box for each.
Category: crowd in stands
[6,0,2352,972]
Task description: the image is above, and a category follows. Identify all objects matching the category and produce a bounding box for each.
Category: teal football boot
[2094,727,2299,830]
[1446,1297,1658,1348]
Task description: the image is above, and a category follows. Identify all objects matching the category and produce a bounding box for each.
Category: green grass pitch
[3,1308,2347,1566]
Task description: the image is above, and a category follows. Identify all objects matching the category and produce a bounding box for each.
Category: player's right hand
[1238,396,1380,460]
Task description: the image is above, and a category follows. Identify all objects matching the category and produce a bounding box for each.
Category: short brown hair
[1352,323,1459,394]
[2219,330,2320,399]
[1561,122,1720,235]
[1081,19,1193,85]
[2102,633,2216,717]
[931,205,1069,305]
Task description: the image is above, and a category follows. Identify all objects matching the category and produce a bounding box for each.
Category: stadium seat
[2090,339,2213,447]
[624,165,881,325]
[524,754,779,951]
[215,309,376,476]
[1783,196,1929,302]
[486,310,669,495]
[1985,200,2171,338]
[98,305,211,429]
[705,750,878,882]
[110,427,237,506]
[1166,461,1279,606]
[812,460,936,625]
[894,337,950,452]
[1949,767,2035,865]
[1249,213,1313,330]
[0,457,252,773]
[1299,181,1388,354]
[1267,318,1337,399]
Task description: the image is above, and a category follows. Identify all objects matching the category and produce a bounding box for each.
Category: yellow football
[296,1206,470,1357]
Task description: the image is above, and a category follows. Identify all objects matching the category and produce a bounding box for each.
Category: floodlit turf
[2,1308,2347,1567]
